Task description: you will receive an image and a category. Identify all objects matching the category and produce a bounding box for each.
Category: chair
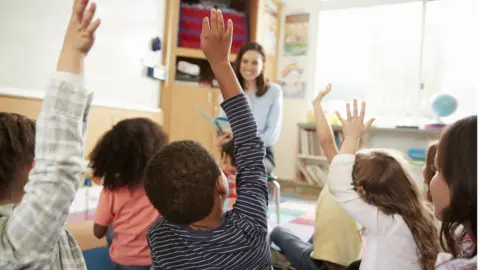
[267,174,281,224]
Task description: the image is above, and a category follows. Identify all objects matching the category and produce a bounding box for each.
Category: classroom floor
[67,186,317,243]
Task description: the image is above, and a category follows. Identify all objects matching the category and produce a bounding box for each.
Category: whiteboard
[0,0,165,109]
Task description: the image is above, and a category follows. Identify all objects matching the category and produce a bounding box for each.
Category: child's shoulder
[147,218,167,235]
[101,185,145,195]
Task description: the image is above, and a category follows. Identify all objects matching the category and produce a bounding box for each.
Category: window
[420,0,477,122]
[315,0,477,126]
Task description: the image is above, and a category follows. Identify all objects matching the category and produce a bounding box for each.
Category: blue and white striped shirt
[147,93,271,270]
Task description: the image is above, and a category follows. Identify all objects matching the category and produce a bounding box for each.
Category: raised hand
[335,100,375,139]
[63,0,101,55]
[312,83,332,107]
[57,0,101,74]
[200,9,233,66]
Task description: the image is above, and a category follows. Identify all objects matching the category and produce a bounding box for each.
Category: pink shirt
[95,186,159,266]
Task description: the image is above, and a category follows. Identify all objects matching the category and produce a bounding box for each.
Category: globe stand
[425,116,447,129]
[424,93,457,129]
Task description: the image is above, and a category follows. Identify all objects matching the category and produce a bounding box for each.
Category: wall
[0,94,163,157]
[274,0,321,180]
[0,0,165,110]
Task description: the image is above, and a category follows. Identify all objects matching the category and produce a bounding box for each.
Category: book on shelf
[305,164,326,186]
[299,129,325,156]
[299,127,348,156]
[296,160,316,185]
[296,161,327,187]
[297,128,331,186]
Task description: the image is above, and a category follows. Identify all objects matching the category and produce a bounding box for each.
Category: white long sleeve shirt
[327,154,421,270]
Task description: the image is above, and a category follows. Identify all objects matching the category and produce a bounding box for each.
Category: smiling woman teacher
[218,42,283,175]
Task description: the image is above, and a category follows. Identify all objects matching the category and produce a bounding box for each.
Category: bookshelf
[297,122,441,136]
[296,122,443,189]
[176,47,238,62]
[296,124,331,187]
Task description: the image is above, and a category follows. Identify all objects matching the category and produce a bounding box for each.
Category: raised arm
[201,10,268,229]
[1,0,100,263]
[312,83,338,163]
[260,85,283,147]
[327,101,385,231]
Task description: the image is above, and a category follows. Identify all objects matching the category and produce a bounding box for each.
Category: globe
[431,93,457,118]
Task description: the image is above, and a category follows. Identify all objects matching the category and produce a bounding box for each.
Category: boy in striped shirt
[143,9,272,270]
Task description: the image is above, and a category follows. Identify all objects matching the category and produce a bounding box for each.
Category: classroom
[0,0,477,269]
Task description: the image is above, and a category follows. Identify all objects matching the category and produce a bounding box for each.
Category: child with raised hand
[429,115,476,269]
[327,101,440,270]
[143,9,272,270]
[0,0,100,268]
[270,84,362,270]
[90,118,167,270]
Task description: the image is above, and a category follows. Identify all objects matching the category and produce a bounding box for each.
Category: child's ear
[215,171,229,196]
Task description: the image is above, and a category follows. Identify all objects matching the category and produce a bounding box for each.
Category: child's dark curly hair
[89,118,167,191]
[221,139,235,166]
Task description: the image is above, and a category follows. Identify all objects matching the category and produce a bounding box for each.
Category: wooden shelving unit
[160,0,284,158]
[297,154,328,162]
[176,47,238,62]
[296,122,443,188]
[297,122,442,136]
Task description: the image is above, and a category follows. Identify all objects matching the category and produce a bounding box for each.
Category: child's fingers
[201,17,210,34]
[346,103,352,120]
[81,2,96,30]
[74,0,88,23]
[210,9,218,34]
[359,101,366,121]
[87,18,101,34]
[365,118,375,129]
[225,19,233,42]
[353,99,358,117]
[335,111,346,125]
[217,9,225,34]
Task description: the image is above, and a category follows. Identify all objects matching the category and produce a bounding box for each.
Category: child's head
[423,141,438,202]
[143,140,229,225]
[353,149,439,269]
[0,113,36,204]
[430,115,477,257]
[220,139,236,171]
[89,118,167,191]
[353,149,422,212]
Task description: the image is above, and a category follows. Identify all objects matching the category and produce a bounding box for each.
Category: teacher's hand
[216,130,232,147]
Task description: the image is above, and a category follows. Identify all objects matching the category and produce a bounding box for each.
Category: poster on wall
[283,13,310,56]
[279,62,307,99]
[262,0,278,55]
